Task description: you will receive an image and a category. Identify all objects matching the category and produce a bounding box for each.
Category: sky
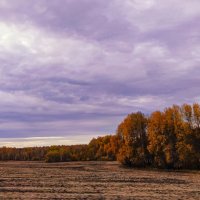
[0,0,200,147]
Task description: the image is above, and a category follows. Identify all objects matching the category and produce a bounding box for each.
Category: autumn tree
[176,104,200,168]
[117,112,149,167]
[147,111,167,168]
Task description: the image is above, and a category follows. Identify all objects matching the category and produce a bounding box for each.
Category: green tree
[45,150,60,162]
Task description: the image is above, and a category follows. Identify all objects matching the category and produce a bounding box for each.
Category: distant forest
[0,103,200,169]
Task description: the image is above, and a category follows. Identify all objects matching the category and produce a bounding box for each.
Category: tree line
[0,137,117,163]
[0,103,199,169]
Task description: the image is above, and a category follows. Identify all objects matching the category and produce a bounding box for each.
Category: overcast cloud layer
[0,0,200,146]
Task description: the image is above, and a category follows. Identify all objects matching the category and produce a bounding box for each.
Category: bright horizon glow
[0,135,102,148]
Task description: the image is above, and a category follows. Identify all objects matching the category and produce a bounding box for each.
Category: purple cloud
[0,0,200,146]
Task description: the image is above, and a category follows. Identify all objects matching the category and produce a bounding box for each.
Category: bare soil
[0,161,199,200]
